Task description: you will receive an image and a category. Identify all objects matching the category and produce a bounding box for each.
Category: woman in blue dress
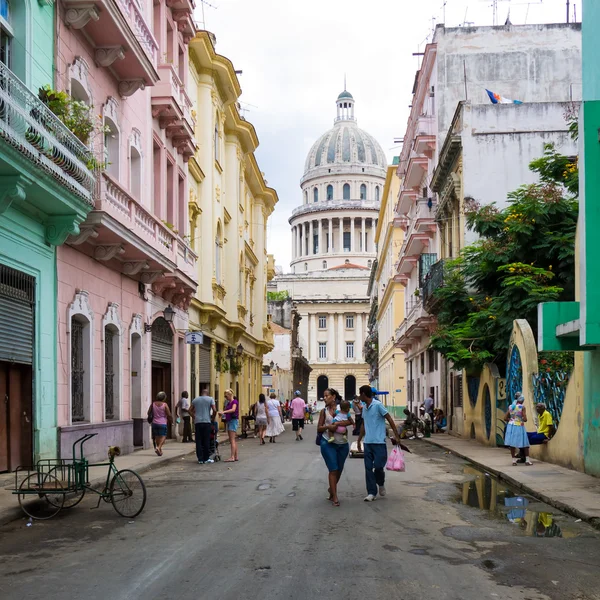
[504,392,532,466]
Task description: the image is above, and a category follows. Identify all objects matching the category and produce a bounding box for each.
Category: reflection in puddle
[458,466,578,538]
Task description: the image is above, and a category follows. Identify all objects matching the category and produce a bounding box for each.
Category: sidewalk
[424,435,600,528]
[0,440,197,527]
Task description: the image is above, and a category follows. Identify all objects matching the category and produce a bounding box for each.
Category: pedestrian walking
[357,385,402,502]
[317,388,353,507]
[290,390,307,441]
[284,399,290,422]
[352,395,363,436]
[219,389,239,462]
[256,393,268,445]
[147,391,172,457]
[504,392,533,466]
[190,387,216,464]
[176,391,193,443]
[266,392,285,442]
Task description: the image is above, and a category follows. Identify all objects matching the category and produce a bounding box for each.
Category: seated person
[434,409,447,433]
[327,399,351,443]
[528,403,555,444]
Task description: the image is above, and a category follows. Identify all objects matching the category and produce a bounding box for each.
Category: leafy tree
[428,143,578,371]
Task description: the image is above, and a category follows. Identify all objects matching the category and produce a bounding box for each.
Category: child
[328,400,351,443]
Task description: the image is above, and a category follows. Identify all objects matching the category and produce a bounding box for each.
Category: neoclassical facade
[272,91,386,402]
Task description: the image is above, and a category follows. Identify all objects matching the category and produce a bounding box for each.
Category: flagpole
[463,60,468,100]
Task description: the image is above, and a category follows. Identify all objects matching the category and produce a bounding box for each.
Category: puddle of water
[256,482,271,491]
[456,466,581,539]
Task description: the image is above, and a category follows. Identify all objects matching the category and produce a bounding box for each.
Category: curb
[423,437,600,531]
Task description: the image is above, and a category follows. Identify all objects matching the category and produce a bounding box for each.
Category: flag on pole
[486,89,523,105]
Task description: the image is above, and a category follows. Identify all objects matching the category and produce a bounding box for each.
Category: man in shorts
[290,390,307,441]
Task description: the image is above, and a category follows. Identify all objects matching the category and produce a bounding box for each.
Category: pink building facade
[55,0,197,461]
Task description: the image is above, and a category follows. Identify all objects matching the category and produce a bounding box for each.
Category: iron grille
[419,253,437,288]
[0,264,35,303]
[423,259,445,306]
[71,320,85,422]
[105,328,115,420]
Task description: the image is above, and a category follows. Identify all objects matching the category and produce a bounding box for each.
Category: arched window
[313,187,318,203]
[104,116,119,179]
[375,185,380,202]
[343,183,350,200]
[326,184,333,201]
[304,262,308,271]
[360,184,366,200]
[130,145,142,199]
[103,303,122,421]
[322,260,327,269]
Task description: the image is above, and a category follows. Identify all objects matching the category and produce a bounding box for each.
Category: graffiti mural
[483,384,492,440]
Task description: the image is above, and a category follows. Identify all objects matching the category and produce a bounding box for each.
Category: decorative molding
[139,271,163,284]
[69,56,93,103]
[102,302,123,335]
[123,261,149,276]
[68,290,94,324]
[152,278,177,297]
[215,185,221,202]
[46,215,81,246]
[129,128,142,153]
[95,47,126,68]
[104,96,120,126]
[129,313,144,340]
[67,226,98,245]
[118,79,146,98]
[212,278,226,302]
[94,244,125,261]
[0,175,31,214]
[65,5,99,30]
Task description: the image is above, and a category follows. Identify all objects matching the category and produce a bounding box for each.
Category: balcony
[68,173,197,307]
[396,189,417,216]
[395,296,436,350]
[423,259,445,309]
[152,64,196,160]
[0,62,96,238]
[397,253,418,275]
[63,0,159,92]
[404,155,428,190]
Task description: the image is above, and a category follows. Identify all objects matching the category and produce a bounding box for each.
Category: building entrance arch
[317,375,328,401]
[344,375,356,401]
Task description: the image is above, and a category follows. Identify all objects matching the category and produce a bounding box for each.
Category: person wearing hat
[290,390,307,441]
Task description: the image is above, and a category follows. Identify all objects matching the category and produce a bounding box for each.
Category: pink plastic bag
[386,446,406,472]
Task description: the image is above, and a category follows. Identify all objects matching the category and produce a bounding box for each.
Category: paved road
[1,425,600,600]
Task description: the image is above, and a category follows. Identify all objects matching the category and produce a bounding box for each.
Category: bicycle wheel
[44,467,86,509]
[109,469,147,518]
[18,473,64,520]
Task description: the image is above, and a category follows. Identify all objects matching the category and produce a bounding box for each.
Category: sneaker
[206,458,215,464]
[364,494,376,502]
[198,460,205,464]
[378,486,386,497]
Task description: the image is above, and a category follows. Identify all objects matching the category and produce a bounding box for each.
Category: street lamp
[236,343,244,356]
[163,305,175,323]
[226,346,235,359]
[269,360,275,370]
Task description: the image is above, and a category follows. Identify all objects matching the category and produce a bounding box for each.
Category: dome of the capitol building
[302,90,387,184]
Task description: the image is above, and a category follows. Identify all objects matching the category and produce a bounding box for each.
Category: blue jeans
[527,432,548,445]
[320,440,349,473]
[364,444,388,496]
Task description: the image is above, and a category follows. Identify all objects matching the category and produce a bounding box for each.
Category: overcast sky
[196,0,574,271]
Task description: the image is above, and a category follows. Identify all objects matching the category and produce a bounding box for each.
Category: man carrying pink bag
[386,446,406,472]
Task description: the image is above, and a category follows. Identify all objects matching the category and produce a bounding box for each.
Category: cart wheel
[44,468,86,509]
[18,473,64,520]
[109,469,147,518]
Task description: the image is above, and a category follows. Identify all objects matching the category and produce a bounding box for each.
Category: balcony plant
[229,359,242,376]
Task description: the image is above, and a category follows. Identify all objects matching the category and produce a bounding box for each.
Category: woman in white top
[266,393,285,443]
[255,393,268,445]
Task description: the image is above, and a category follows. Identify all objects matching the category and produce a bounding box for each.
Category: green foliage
[538,351,574,378]
[428,144,578,371]
[267,290,289,301]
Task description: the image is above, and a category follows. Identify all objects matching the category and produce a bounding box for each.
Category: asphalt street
[1,424,600,600]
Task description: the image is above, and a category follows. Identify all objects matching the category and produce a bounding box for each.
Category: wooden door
[152,363,173,438]
[0,362,33,472]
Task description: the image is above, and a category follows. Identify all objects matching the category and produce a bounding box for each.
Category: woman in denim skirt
[219,388,239,463]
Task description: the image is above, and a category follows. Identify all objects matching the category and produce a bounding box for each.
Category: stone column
[337,313,344,362]
[299,222,303,257]
[371,220,376,252]
[318,219,322,255]
[356,313,363,361]
[350,218,355,252]
[361,217,366,253]
[310,313,318,362]
[291,226,296,260]
[309,220,314,255]
[328,218,333,253]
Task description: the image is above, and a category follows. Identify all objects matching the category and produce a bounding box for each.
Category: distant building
[271,90,385,402]
[394,22,581,425]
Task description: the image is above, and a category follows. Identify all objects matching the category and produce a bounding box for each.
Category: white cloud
[196,0,573,272]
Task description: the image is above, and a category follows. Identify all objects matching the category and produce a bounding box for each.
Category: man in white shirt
[176,391,193,443]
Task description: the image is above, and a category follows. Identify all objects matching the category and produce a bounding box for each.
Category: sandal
[224,458,236,462]
[332,501,340,507]
[512,459,517,466]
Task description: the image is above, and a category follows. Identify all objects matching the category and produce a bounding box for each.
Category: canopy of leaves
[267,290,290,301]
[429,143,578,371]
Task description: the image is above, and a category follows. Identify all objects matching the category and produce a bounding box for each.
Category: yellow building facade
[374,163,407,408]
[187,32,277,416]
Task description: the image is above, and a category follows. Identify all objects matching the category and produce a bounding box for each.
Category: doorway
[0,362,33,471]
[317,375,328,401]
[151,317,173,438]
[344,375,356,401]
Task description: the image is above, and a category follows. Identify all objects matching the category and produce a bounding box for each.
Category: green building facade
[0,0,94,470]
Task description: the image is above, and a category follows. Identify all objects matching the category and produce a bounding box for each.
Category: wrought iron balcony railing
[0,62,96,203]
[423,259,445,307]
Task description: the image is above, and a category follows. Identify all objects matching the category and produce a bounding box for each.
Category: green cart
[12,434,147,520]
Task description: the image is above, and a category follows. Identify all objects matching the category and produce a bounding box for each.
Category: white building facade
[273,91,386,402]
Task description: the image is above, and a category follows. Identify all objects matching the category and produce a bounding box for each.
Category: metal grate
[0,264,35,303]
[105,329,115,420]
[419,253,437,288]
[71,320,85,422]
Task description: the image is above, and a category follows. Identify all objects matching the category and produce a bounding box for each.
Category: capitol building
[271,90,387,402]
